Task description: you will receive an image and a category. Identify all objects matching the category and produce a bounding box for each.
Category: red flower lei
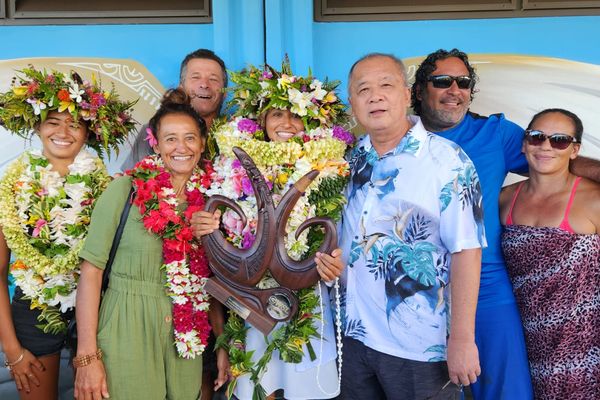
[127,155,215,359]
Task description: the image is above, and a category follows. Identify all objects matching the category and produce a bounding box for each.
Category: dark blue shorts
[341,337,462,400]
[11,287,72,357]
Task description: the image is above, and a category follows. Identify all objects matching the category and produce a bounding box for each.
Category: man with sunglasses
[412,48,600,400]
[339,53,486,399]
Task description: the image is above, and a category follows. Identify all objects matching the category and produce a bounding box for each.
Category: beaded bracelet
[73,349,103,368]
[3,349,25,371]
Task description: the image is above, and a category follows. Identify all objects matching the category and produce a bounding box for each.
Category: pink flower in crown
[145,127,158,147]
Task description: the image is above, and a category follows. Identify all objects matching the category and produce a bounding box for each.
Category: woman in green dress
[74,88,223,400]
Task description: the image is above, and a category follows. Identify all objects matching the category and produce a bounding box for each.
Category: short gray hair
[348,53,409,97]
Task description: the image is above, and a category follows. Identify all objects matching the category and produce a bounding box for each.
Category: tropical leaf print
[425,344,447,362]
[348,240,363,268]
[391,242,438,287]
[348,147,373,199]
[457,164,478,210]
[344,319,366,338]
[404,214,431,243]
[403,135,421,154]
[439,181,454,212]
[372,168,399,199]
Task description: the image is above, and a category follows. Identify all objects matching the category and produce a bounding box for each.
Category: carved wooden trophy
[201,147,337,335]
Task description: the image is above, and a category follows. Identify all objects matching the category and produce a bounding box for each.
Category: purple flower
[237,118,260,134]
[232,159,242,169]
[301,84,307,92]
[333,125,355,146]
[241,231,256,249]
[262,70,273,80]
[241,176,254,196]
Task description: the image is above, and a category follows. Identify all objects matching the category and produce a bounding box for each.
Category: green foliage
[217,286,322,400]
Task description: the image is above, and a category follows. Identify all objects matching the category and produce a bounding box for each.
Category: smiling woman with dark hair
[500,108,600,399]
[0,66,135,400]
[74,88,224,400]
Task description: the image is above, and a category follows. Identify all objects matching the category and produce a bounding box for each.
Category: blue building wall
[1,0,599,98]
[0,0,598,102]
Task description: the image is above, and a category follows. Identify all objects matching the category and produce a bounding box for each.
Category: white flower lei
[0,149,109,332]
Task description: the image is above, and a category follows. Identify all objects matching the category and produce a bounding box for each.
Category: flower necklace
[127,155,214,359]
[209,117,353,397]
[0,149,109,334]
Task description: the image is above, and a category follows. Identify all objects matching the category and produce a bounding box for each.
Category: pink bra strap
[506,181,526,225]
[558,176,582,233]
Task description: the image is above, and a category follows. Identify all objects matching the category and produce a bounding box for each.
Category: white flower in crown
[69,84,84,103]
[26,98,47,115]
[277,74,292,89]
[310,80,327,101]
[288,88,312,117]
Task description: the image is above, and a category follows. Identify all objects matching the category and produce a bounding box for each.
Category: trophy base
[205,277,297,335]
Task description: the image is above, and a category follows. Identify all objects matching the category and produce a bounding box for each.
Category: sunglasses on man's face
[427,75,473,90]
[524,129,580,150]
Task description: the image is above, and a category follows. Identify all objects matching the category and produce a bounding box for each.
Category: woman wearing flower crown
[0,67,135,399]
[192,61,354,400]
[74,88,225,400]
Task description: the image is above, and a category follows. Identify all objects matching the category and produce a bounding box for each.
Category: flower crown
[228,58,347,130]
[0,66,137,159]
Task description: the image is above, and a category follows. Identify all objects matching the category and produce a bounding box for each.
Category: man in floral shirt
[339,53,486,399]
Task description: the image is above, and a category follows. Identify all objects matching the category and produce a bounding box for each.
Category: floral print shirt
[339,116,486,362]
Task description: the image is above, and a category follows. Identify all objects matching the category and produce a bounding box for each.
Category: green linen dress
[79,176,203,400]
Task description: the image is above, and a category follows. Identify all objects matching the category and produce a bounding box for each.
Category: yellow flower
[237,89,250,100]
[230,365,243,378]
[324,91,337,103]
[12,86,28,97]
[58,100,75,113]
[30,298,47,311]
[276,172,289,185]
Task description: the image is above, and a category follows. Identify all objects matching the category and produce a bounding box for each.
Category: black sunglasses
[427,75,473,90]
[524,129,580,150]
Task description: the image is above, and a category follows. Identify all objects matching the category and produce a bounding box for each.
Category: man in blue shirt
[340,53,486,399]
[411,48,600,399]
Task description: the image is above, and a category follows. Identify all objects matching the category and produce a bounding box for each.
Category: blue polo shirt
[434,112,527,307]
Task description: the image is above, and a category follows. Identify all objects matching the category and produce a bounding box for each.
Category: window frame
[315,0,600,22]
[1,0,211,25]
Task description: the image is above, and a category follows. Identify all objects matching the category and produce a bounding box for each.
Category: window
[315,0,600,21]
[1,0,211,24]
